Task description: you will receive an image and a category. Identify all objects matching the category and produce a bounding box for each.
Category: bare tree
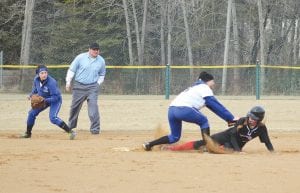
[257,0,265,93]
[292,19,299,91]
[131,0,141,65]
[140,0,148,64]
[160,1,166,65]
[231,0,240,93]
[293,19,299,66]
[122,0,133,65]
[180,0,193,83]
[167,0,172,68]
[232,0,240,63]
[222,0,232,95]
[130,0,148,65]
[20,0,35,90]
[20,0,35,65]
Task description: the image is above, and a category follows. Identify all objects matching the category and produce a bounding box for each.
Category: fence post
[256,60,261,100]
[165,64,170,99]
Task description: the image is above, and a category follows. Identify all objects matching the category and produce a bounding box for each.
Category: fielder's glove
[30,94,46,109]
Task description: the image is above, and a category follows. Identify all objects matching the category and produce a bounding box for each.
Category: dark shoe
[143,142,152,151]
[69,130,76,140]
[20,132,31,138]
[91,130,100,135]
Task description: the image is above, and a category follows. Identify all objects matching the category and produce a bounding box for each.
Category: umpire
[65,43,106,134]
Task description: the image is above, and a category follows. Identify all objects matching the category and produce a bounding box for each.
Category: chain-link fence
[1,64,299,97]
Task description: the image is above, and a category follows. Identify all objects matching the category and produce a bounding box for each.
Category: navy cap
[36,64,48,74]
[89,43,100,49]
[198,71,214,82]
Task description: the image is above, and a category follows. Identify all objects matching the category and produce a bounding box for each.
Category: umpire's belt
[75,81,97,86]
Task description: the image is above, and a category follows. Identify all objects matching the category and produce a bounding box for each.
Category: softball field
[0,93,299,193]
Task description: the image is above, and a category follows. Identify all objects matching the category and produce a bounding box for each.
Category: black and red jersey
[211,117,274,151]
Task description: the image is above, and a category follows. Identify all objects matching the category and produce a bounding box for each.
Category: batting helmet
[247,106,265,121]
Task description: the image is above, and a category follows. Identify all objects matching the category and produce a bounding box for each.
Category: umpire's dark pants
[68,81,100,134]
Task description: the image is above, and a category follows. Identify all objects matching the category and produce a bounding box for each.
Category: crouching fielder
[165,106,274,153]
[21,65,76,140]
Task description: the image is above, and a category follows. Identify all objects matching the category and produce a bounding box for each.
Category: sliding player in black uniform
[164,106,274,152]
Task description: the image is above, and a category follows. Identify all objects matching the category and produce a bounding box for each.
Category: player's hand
[233,116,239,121]
[227,117,240,127]
[227,120,236,127]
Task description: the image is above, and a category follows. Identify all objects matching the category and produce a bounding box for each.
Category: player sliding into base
[163,106,275,153]
[143,71,238,151]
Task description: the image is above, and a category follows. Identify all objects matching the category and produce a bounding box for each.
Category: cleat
[142,142,152,151]
[20,132,31,138]
[69,130,76,140]
[91,130,100,135]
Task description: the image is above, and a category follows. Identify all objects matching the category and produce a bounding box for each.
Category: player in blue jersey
[143,71,237,151]
[21,65,76,139]
[162,106,274,153]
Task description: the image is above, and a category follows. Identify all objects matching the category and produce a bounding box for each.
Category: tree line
[0,0,299,93]
[1,0,299,66]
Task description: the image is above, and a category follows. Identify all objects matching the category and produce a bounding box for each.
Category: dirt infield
[0,93,300,193]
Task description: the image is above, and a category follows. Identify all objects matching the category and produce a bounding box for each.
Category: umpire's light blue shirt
[70,52,106,84]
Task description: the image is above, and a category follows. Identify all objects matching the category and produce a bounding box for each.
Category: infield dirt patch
[0,94,300,193]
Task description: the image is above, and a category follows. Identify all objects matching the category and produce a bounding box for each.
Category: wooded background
[0,0,299,95]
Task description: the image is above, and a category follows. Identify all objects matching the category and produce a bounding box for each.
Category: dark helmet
[247,106,265,121]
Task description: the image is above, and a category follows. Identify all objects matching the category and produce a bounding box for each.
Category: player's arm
[259,126,274,152]
[66,69,75,89]
[65,54,81,91]
[97,58,106,85]
[44,81,60,104]
[204,96,235,122]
